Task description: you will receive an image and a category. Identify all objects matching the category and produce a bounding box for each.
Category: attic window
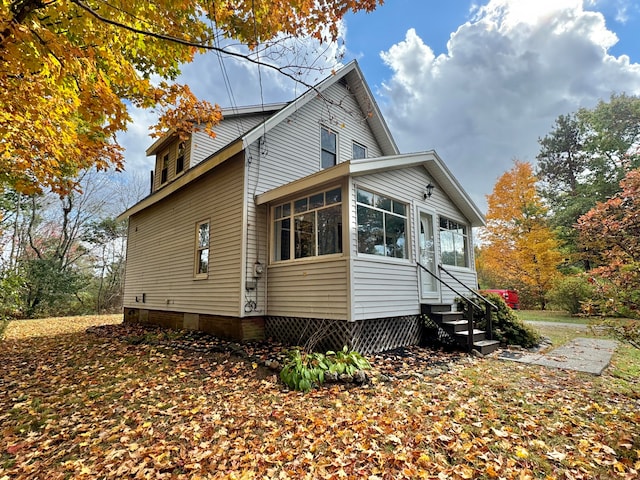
[352,142,367,160]
[321,127,337,169]
[176,142,185,174]
[161,154,169,184]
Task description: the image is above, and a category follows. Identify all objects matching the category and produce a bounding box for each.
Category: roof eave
[117,139,244,221]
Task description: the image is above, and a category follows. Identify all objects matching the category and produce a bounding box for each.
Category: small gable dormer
[147,134,191,192]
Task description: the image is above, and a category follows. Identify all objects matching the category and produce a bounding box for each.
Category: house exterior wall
[123,152,245,319]
[349,166,478,320]
[190,115,266,167]
[244,81,385,318]
[246,81,384,194]
[266,258,349,319]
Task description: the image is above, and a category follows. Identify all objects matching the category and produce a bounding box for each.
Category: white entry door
[419,212,439,298]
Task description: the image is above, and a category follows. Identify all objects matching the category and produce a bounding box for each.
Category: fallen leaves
[0,317,639,479]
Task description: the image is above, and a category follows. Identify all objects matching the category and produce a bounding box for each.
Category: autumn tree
[536,94,640,268]
[0,169,138,318]
[1,0,382,194]
[576,168,640,318]
[479,160,563,309]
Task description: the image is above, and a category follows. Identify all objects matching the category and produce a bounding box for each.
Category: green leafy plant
[279,346,371,392]
[326,346,371,375]
[279,349,329,392]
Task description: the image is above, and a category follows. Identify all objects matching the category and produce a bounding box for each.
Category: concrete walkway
[499,337,618,375]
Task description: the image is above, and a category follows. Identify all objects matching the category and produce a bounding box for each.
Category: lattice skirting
[265,315,423,354]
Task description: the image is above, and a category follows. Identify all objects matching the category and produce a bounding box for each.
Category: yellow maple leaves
[1,0,383,194]
[479,160,563,306]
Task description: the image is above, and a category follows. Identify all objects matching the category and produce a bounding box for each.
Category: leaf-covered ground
[1,316,639,479]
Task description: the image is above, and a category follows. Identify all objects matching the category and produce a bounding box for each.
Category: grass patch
[516,310,590,324]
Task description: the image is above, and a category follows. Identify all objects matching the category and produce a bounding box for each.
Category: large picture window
[273,187,342,261]
[357,188,408,259]
[439,218,468,267]
[195,220,210,276]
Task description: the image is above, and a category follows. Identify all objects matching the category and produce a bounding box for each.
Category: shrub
[279,346,371,392]
[463,293,541,348]
[547,275,595,315]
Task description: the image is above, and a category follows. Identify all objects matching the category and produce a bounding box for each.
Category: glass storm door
[419,212,438,297]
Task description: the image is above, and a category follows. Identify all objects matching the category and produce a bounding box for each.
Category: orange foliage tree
[0,0,382,194]
[576,168,640,318]
[479,160,563,309]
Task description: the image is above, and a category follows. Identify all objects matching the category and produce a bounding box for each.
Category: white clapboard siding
[191,115,266,167]
[123,154,245,316]
[349,165,478,318]
[247,81,384,197]
[243,80,385,319]
[266,259,349,318]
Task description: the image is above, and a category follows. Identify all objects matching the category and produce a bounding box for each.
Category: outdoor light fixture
[424,182,435,199]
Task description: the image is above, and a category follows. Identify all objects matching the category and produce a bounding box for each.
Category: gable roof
[241,61,398,156]
[119,61,399,221]
[255,151,486,227]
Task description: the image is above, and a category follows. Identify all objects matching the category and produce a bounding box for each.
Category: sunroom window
[439,217,468,267]
[357,188,408,259]
[273,187,342,261]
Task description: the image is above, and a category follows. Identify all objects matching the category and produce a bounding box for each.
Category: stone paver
[499,337,618,375]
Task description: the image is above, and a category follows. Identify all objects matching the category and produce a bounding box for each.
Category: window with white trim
[195,220,210,276]
[321,127,337,169]
[273,187,342,261]
[439,217,469,267]
[356,188,408,259]
[352,142,367,159]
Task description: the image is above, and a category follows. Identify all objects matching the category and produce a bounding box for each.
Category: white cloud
[378,0,640,211]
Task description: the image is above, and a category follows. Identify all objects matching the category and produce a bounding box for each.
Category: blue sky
[119,0,640,211]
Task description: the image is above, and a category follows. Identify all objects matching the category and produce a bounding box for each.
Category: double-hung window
[273,187,342,261]
[439,218,468,267]
[195,220,210,277]
[321,127,337,169]
[176,142,185,174]
[356,188,408,259]
[160,154,169,184]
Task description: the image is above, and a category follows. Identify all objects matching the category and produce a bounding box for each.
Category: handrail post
[484,300,493,341]
[466,301,474,351]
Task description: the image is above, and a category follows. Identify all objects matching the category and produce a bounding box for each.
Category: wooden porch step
[473,339,501,355]
[420,303,454,314]
[441,319,469,333]
[455,329,488,344]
